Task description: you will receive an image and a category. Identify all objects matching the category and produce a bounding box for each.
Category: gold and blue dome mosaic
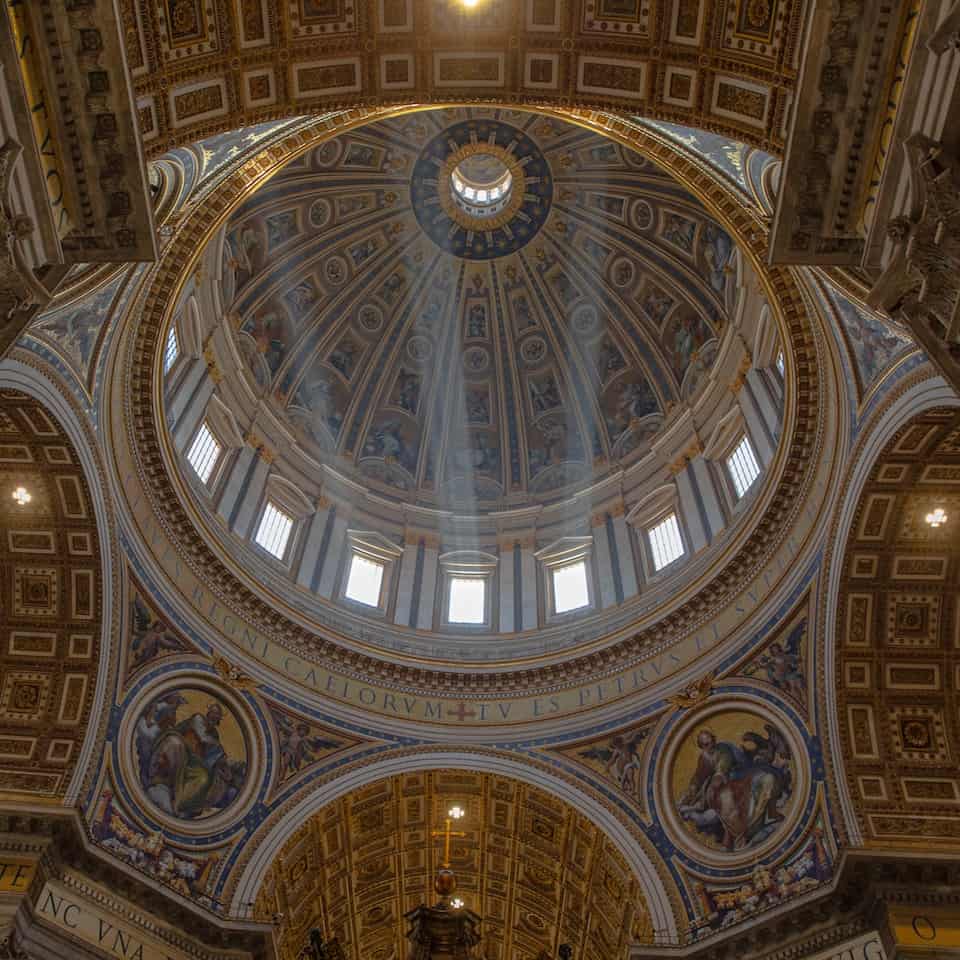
[410,118,552,259]
[219,108,738,508]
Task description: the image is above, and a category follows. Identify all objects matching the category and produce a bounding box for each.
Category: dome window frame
[703,407,762,516]
[726,433,761,501]
[251,475,315,567]
[536,537,595,622]
[185,419,223,487]
[438,550,498,630]
[627,484,687,580]
[340,531,404,617]
[254,500,295,563]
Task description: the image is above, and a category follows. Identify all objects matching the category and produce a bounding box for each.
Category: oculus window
[186,422,221,485]
[345,553,385,607]
[164,326,179,374]
[448,576,486,624]
[727,434,760,499]
[255,502,293,560]
[552,559,590,614]
[648,513,684,571]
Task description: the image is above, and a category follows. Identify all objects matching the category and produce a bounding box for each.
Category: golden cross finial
[430,805,466,867]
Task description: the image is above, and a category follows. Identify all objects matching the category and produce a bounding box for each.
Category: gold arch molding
[107,102,839,727]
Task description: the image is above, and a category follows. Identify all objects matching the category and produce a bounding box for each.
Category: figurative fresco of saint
[265,210,299,251]
[450,431,500,475]
[362,419,419,474]
[596,337,627,382]
[528,373,561,415]
[390,368,422,414]
[699,223,734,294]
[604,375,659,442]
[661,212,697,254]
[639,282,674,327]
[466,303,487,338]
[225,222,262,298]
[663,308,714,383]
[134,689,248,821]
[672,712,794,853]
[241,307,292,376]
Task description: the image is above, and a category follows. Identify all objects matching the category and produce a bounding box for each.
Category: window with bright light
[775,351,785,377]
[164,326,180,374]
[186,421,221,484]
[448,576,485,624]
[648,513,684,571]
[727,434,761,500]
[552,559,590,614]
[345,553,384,607]
[255,501,293,560]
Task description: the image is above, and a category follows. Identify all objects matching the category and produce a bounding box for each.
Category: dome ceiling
[219,108,737,507]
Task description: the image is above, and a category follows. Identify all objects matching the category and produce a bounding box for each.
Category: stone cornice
[0,809,273,960]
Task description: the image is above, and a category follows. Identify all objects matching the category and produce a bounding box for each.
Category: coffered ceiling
[0,391,103,803]
[123,0,810,158]
[835,408,960,849]
[255,770,652,960]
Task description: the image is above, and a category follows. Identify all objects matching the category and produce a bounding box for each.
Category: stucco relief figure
[135,690,248,820]
[676,721,792,851]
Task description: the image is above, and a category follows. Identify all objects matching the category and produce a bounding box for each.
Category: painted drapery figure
[135,691,247,820]
[677,724,792,851]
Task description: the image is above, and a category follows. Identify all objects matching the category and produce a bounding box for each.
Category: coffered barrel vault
[122,0,809,158]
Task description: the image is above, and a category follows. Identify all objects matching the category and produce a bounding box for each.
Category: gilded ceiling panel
[122,0,811,157]
[0,391,103,802]
[835,408,960,847]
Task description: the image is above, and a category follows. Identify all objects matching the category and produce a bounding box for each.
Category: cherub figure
[274,712,341,782]
[130,595,188,667]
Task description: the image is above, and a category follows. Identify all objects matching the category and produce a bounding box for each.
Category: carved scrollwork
[0,140,41,325]
[868,134,960,389]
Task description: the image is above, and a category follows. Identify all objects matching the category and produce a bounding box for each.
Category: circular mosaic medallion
[610,257,635,289]
[572,304,601,337]
[313,140,341,167]
[407,335,433,364]
[309,198,332,229]
[520,336,548,366]
[411,120,552,260]
[657,699,807,868]
[631,199,654,231]
[324,255,348,286]
[124,677,259,832]
[358,303,383,333]
[463,346,491,373]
